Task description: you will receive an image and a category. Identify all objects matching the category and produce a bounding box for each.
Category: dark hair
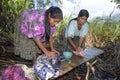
[68,9,89,26]
[44,6,63,41]
[78,9,89,18]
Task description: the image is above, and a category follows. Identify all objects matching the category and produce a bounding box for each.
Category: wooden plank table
[58,47,104,76]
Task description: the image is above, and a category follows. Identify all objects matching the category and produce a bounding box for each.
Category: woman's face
[78,16,88,25]
[48,14,61,26]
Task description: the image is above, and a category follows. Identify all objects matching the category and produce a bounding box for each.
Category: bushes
[0,0,33,40]
[86,18,120,47]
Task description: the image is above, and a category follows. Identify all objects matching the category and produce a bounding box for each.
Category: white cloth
[15,64,35,80]
[34,54,60,80]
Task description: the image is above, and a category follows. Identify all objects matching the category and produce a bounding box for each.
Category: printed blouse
[20,10,56,42]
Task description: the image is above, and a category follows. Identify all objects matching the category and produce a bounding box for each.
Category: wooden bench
[58,47,104,77]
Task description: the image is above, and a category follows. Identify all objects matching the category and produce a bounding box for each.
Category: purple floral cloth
[2,65,30,80]
[20,10,56,42]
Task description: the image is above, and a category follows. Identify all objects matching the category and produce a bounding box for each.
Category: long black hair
[44,6,63,41]
[68,9,89,26]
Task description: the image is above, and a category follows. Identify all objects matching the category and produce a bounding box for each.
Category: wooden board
[58,47,104,76]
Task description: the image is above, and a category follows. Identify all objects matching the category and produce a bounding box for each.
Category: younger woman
[14,6,63,60]
[65,9,89,52]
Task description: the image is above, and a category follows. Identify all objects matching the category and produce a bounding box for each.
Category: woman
[14,6,63,60]
[65,9,89,52]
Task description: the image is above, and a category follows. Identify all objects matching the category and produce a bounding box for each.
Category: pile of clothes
[1,54,63,80]
[2,64,34,80]
[34,54,60,80]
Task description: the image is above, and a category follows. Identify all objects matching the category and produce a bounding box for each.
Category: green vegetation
[56,15,72,37]
[86,18,120,47]
[0,0,33,40]
[0,0,120,45]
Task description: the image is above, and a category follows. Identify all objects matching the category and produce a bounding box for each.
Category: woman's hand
[44,50,56,58]
[51,49,60,56]
[76,47,83,52]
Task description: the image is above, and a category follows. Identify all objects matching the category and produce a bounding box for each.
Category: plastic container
[63,51,73,59]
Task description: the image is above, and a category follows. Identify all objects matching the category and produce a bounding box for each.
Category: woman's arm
[35,40,56,58]
[49,36,54,51]
[78,37,85,48]
[68,37,77,50]
[35,40,48,54]
[49,36,60,55]
[75,37,85,52]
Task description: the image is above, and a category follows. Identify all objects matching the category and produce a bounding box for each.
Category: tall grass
[86,18,120,47]
[0,27,14,40]
[0,0,33,40]
[55,15,72,41]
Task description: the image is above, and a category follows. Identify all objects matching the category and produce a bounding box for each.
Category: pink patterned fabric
[20,10,56,42]
[2,65,30,80]
[73,49,86,57]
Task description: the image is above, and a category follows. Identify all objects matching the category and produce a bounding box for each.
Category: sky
[34,0,120,21]
[60,0,120,20]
